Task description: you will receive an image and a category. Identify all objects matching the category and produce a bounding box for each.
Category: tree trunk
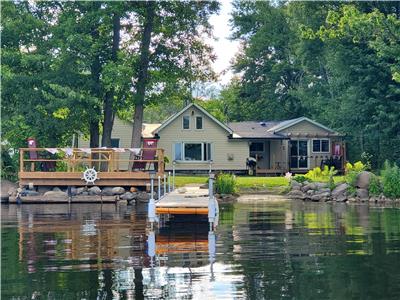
[129,2,156,168]
[89,121,100,148]
[102,13,120,147]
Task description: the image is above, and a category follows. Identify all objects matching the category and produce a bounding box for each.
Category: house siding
[157,106,249,171]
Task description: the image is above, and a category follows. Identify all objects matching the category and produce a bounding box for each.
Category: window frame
[195,116,203,130]
[182,116,190,130]
[312,138,330,153]
[110,138,120,148]
[173,142,212,162]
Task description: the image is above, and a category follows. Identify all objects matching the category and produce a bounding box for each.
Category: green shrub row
[215,173,237,194]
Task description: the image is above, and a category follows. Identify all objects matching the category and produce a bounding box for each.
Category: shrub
[368,174,382,196]
[293,175,308,183]
[381,160,400,199]
[215,173,237,194]
[345,161,366,187]
[305,165,337,182]
[1,146,18,181]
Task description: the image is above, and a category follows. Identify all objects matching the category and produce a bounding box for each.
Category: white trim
[311,138,330,153]
[271,117,336,134]
[289,139,309,169]
[154,103,232,134]
[173,141,213,163]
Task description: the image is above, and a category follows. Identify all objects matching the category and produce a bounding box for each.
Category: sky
[208,1,240,85]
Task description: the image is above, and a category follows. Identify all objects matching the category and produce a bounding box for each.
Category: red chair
[132,139,158,171]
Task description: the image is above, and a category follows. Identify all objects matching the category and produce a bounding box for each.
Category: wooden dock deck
[156,186,211,215]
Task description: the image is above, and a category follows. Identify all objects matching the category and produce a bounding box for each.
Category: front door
[290,140,308,169]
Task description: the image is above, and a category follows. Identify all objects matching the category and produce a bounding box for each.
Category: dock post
[148,172,156,225]
[168,172,171,193]
[172,161,176,191]
[147,230,156,267]
[158,176,161,200]
[163,174,167,196]
[208,230,216,281]
[208,173,216,230]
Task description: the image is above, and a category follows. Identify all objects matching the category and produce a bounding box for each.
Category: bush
[368,174,382,196]
[381,160,400,199]
[215,173,237,194]
[305,165,337,182]
[1,146,18,181]
[293,175,308,183]
[345,161,366,186]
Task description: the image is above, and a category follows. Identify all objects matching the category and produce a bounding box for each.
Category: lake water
[2,198,400,299]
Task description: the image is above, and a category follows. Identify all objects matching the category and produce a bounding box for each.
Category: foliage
[345,161,367,188]
[293,175,308,183]
[381,161,400,199]
[305,166,338,182]
[368,174,382,197]
[215,173,237,194]
[1,146,18,181]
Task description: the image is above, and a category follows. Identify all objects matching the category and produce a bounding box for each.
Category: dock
[156,186,212,215]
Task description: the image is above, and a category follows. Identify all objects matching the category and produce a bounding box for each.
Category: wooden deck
[156,186,211,215]
[18,147,165,187]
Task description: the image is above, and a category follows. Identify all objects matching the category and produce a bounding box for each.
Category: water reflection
[2,200,400,299]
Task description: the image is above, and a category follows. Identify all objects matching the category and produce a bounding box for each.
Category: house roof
[228,121,289,139]
[142,123,161,138]
[267,117,336,133]
[154,102,233,134]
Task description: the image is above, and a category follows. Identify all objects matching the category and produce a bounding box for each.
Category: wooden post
[158,149,164,174]
[20,149,24,172]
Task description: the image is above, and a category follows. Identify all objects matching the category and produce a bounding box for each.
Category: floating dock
[156,186,211,215]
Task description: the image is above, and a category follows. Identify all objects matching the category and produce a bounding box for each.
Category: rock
[136,192,150,202]
[130,187,138,193]
[287,190,306,200]
[317,188,331,194]
[102,187,114,196]
[88,186,101,195]
[311,192,330,201]
[37,186,51,194]
[20,190,40,196]
[315,182,328,189]
[348,197,357,203]
[81,191,89,196]
[112,187,125,195]
[118,199,128,205]
[43,191,68,200]
[70,187,78,196]
[291,180,302,188]
[302,183,317,192]
[1,180,18,200]
[52,187,62,192]
[332,183,349,197]
[306,189,315,195]
[356,171,372,189]
[335,193,348,202]
[291,185,301,191]
[76,187,86,195]
[357,188,369,200]
[120,192,137,201]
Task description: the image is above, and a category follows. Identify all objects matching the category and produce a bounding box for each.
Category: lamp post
[168,171,171,193]
[208,173,216,231]
[148,170,157,225]
[158,175,161,200]
[172,160,176,191]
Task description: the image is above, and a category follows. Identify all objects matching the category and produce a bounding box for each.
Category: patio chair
[132,139,158,171]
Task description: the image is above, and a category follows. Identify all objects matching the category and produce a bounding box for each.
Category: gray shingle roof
[228,121,290,139]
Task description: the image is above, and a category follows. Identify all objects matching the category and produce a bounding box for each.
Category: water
[2,198,400,299]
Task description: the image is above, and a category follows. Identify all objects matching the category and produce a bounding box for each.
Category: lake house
[78,103,346,174]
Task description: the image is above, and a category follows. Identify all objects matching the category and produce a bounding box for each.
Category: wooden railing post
[20,149,24,172]
[158,149,164,174]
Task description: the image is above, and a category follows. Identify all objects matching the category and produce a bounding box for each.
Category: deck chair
[132,139,158,171]
[27,138,56,171]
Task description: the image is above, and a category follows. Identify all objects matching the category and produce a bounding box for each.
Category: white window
[312,139,330,153]
[173,142,212,161]
[183,116,190,129]
[196,116,203,129]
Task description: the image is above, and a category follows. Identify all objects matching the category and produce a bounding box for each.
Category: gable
[154,103,232,135]
[277,119,334,135]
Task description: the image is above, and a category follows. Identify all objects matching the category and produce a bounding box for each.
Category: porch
[18,147,165,187]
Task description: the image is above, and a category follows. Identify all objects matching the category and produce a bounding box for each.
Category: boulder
[81,191,89,196]
[311,192,330,202]
[70,187,78,196]
[130,187,138,193]
[335,193,348,202]
[332,183,349,197]
[136,192,150,202]
[306,189,315,195]
[37,186,52,194]
[120,192,137,201]
[52,187,62,192]
[287,190,306,200]
[356,171,372,189]
[1,180,18,200]
[118,199,128,205]
[102,187,114,196]
[317,188,331,194]
[356,188,369,200]
[76,187,86,195]
[315,182,328,190]
[291,180,302,188]
[43,191,68,201]
[20,190,40,196]
[291,185,301,191]
[88,186,101,195]
[302,183,317,192]
[112,187,125,195]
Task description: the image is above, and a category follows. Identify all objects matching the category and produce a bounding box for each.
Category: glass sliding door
[290,140,309,169]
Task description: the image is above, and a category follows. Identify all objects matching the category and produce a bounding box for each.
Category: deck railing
[19,148,165,173]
